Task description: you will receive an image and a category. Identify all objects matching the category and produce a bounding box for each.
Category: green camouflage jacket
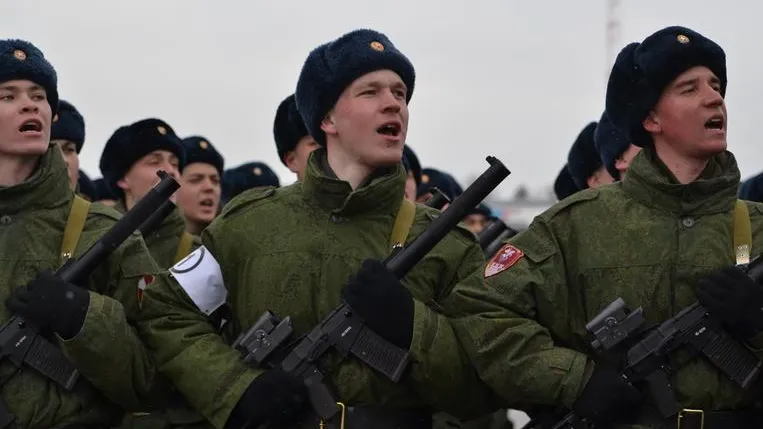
[0,146,162,428]
[448,147,763,428]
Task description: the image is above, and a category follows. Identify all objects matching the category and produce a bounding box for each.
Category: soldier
[594,110,642,181]
[177,136,224,236]
[100,122,211,429]
[567,121,613,190]
[274,93,319,182]
[220,161,280,205]
[137,29,500,429]
[99,119,192,267]
[0,38,164,428]
[449,26,763,428]
[49,99,84,189]
[402,145,422,200]
[552,165,578,200]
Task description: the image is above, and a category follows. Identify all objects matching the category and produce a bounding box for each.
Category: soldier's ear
[116,178,129,191]
[320,112,338,136]
[642,111,661,134]
[284,151,299,174]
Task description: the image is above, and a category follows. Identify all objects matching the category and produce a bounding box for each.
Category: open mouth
[704,114,724,131]
[377,121,402,137]
[19,119,42,133]
[199,198,215,208]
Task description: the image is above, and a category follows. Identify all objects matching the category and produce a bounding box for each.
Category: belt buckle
[677,409,704,429]
[319,402,347,429]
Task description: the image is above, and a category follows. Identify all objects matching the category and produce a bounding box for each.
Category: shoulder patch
[540,187,601,221]
[221,186,277,219]
[484,244,524,278]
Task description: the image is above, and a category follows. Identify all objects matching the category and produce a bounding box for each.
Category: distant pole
[605,0,622,80]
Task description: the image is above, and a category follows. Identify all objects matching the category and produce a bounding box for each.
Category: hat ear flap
[605,42,641,131]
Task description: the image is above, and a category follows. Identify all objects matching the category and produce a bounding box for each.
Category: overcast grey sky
[1,1,759,199]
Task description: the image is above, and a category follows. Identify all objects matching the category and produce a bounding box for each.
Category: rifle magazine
[24,336,80,390]
[350,326,411,382]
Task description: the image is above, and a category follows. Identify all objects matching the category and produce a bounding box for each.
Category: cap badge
[677,34,690,44]
[157,126,167,135]
[370,41,385,52]
[13,50,26,61]
[253,167,262,176]
[200,140,209,149]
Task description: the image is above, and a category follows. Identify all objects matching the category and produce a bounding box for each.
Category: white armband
[170,246,228,315]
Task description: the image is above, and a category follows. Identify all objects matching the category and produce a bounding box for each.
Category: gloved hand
[572,362,642,424]
[225,368,308,429]
[696,266,763,340]
[5,270,90,340]
[341,259,414,349]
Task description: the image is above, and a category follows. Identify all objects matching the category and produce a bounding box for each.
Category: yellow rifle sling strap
[174,232,195,264]
[389,198,416,252]
[734,199,753,265]
[60,195,91,265]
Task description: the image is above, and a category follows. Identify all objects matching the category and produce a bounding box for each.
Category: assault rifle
[477,218,519,258]
[543,256,763,429]
[424,187,450,210]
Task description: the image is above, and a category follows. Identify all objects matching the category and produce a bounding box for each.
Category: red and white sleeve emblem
[484,244,525,278]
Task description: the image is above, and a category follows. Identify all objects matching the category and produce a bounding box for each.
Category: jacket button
[0,215,11,225]
[682,217,695,228]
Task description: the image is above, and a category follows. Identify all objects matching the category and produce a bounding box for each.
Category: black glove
[225,368,308,429]
[341,259,414,349]
[5,270,90,340]
[572,363,642,424]
[696,266,763,340]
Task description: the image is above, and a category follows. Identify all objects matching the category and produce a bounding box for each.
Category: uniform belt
[299,405,431,429]
[631,408,763,429]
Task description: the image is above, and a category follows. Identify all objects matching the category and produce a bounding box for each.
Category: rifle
[233,156,510,421]
[425,187,450,210]
[0,171,179,428]
[478,218,519,258]
[139,200,178,236]
[545,255,763,428]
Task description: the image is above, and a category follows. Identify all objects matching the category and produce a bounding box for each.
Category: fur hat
[99,118,185,196]
[0,39,58,114]
[182,136,224,175]
[606,26,726,146]
[51,100,85,153]
[295,29,415,146]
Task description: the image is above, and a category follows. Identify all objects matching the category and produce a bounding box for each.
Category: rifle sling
[60,195,91,266]
[389,199,415,252]
[734,200,752,265]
